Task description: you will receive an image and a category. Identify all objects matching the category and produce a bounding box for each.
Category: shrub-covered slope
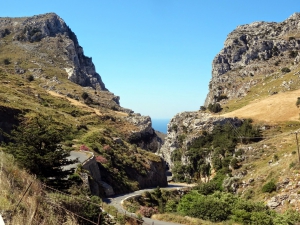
[0,13,167,196]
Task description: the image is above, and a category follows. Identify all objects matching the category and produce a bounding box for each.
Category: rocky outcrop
[0,13,106,91]
[205,13,300,106]
[125,114,163,152]
[125,158,168,189]
[160,111,242,168]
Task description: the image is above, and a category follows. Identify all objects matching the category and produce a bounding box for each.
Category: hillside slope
[159,13,300,216]
[0,12,167,197]
[205,12,300,107]
[222,88,300,122]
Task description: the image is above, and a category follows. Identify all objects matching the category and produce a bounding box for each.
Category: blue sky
[2,1,300,119]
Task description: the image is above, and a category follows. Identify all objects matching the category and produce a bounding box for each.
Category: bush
[274,60,280,66]
[3,58,10,65]
[281,67,291,73]
[195,182,220,195]
[262,181,276,193]
[230,157,240,169]
[177,192,231,222]
[290,161,296,169]
[165,200,177,212]
[200,106,206,111]
[208,103,222,113]
[171,124,178,132]
[27,75,34,82]
[215,94,228,102]
[289,50,298,58]
[81,92,89,100]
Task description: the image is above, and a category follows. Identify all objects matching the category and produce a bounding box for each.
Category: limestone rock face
[125,114,163,152]
[205,13,300,106]
[125,157,168,189]
[160,111,242,168]
[0,13,106,91]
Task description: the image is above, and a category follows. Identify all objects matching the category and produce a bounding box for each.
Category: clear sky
[2,1,300,119]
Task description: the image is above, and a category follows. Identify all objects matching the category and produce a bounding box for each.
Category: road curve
[103,183,193,225]
[63,151,92,171]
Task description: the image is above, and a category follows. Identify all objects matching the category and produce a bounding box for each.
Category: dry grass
[0,150,79,225]
[151,213,236,225]
[222,88,300,123]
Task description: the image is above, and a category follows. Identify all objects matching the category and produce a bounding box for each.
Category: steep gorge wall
[0,13,107,91]
[205,13,300,106]
[160,111,242,168]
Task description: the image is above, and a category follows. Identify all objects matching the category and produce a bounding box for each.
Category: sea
[152,119,170,134]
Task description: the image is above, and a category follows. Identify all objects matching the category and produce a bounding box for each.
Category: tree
[4,115,77,187]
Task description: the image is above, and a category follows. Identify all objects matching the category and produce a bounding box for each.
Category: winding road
[63,151,92,171]
[103,183,193,225]
[64,151,189,224]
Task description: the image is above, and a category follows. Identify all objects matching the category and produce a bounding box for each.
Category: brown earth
[47,90,101,115]
[222,89,300,123]
[48,91,128,117]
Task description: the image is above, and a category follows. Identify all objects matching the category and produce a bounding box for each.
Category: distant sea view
[152,119,170,134]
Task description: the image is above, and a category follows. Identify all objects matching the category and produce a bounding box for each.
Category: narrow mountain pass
[103,183,193,225]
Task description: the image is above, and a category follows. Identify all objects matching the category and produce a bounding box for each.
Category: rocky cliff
[0,13,107,91]
[160,111,242,168]
[205,13,300,106]
[125,113,163,152]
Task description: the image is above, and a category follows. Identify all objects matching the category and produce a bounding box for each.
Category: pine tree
[4,115,78,187]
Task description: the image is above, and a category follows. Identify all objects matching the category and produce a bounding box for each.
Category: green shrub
[165,200,177,212]
[177,192,231,222]
[262,181,276,193]
[81,92,89,100]
[195,182,220,195]
[290,161,296,169]
[281,67,291,73]
[230,157,240,169]
[289,50,298,58]
[208,103,222,113]
[215,94,228,102]
[200,106,206,111]
[171,124,178,132]
[27,75,34,82]
[235,149,244,157]
[3,58,10,65]
[178,134,186,145]
[171,149,182,162]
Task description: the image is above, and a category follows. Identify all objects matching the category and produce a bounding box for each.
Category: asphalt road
[63,151,92,171]
[103,184,192,225]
